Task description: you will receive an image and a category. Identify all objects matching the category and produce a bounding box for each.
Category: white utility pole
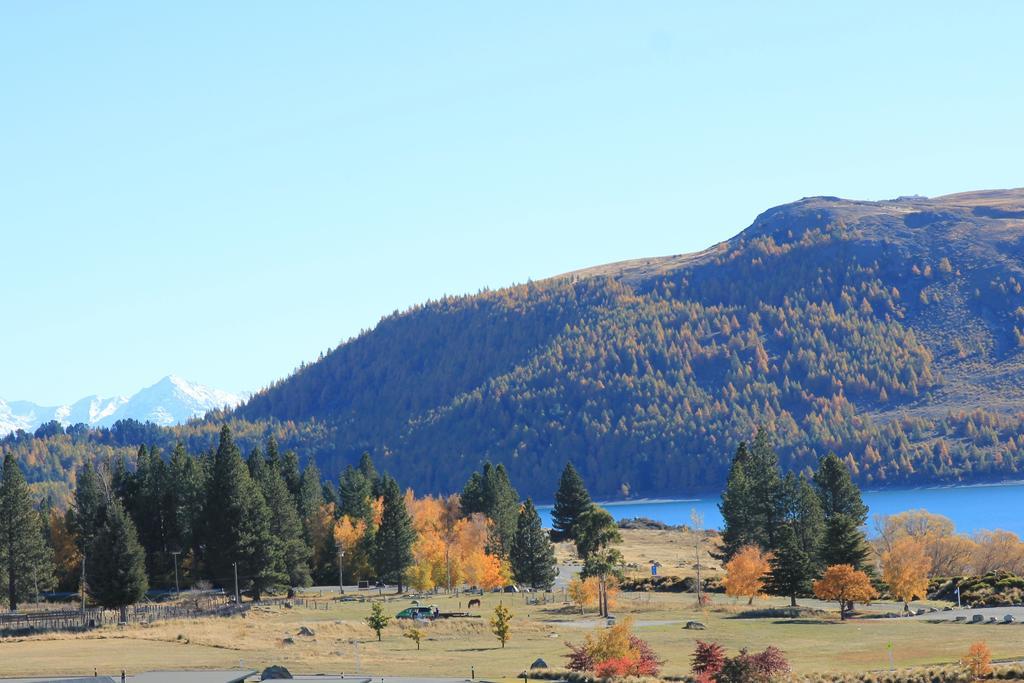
[171,551,181,596]
[233,562,240,605]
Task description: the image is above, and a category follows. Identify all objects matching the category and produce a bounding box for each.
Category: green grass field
[2,590,1021,680]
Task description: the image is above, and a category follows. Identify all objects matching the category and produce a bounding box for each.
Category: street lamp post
[338,549,346,594]
[171,551,181,596]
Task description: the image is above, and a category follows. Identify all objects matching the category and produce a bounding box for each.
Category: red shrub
[691,640,726,677]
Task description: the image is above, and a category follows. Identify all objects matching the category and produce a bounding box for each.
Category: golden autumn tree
[721,545,771,605]
[882,536,932,611]
[568,576,598,613]
[333,513,371,581]
[406,493,447,591]
[813,564,878,620]
[49,510,81,591]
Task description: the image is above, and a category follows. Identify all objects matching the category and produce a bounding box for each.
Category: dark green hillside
[231,189,1024,498]
[9,189,1024,501]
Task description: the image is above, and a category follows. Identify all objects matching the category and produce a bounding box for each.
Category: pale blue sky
[3,2,1023,404]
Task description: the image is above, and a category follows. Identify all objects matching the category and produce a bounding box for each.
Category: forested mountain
[9,189,1024,501]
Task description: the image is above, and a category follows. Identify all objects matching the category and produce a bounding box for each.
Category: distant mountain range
[0,376,243,436]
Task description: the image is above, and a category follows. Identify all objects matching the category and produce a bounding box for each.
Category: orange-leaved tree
[881,536,932,611]
[962,641,993,680]
[813,564,878,620]
[722,545,771,605]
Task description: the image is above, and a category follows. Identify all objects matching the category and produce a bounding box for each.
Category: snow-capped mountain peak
[0,376,244,436]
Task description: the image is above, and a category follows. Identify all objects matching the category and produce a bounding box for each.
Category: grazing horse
[467,598,482,609]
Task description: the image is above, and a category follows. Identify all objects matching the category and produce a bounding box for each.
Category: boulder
[261,665,294,680]
[971,614,985,623]
[281,637,295,645]
[530,658,549,670]
[1005,615,1016,623]
[684,621,706,630]
[297,626,315,637]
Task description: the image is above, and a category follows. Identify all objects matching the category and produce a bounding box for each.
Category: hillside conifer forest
[7,190,1024,502]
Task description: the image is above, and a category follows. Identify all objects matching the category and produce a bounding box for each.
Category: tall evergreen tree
[203,426,286,600]
[373,475,415,592]
[717,441,753,561]
[358,453,381,497]
[71,462,106,557]
[166,442,206,584]
[573,504,621,561]
[247,446,266,482]
[551,463,592,543]
[131,445,170,582]
[85,497,147,618]
[265,435,281,469]
[765,524,813,607]
[780,472,824,566]
[0,453,53,610]
[814,453,871,571]
[257,462,312,587]
[483,463,519,558]
[510,499,557,590]
[339,465,373,522]
[298,461,324,539]
[459,471,486,515]
[281,450,303,502]
[746,427,784,549]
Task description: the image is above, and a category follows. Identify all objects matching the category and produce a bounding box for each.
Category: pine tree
[258,461,312,588]
[373,475,415,592]
[821,514,872,570]
[281,450,303,502]
[85,498,148,618]
[166,442,206,583]
[71,462,106,557]
[780,473,824,568]
[717,441,753,562]
[765,524,812,607]
[459,471,486,514]
[551,463,592,543]
[131,445,170,582]
[204,426,286,601]
[814,453,870,571]
[0,453,53,610]
[298,461,324,543]
[573,504,621,561]
[247,446,266,482]
[339,465,373,522]
[510,499,557,590]
[358,453,381,496]
[746,427,784,549]
[265,435,281,469]
[483,463,519,558]
[814,453,869,522]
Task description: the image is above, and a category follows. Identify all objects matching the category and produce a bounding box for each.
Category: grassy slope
[6,590,1024,679]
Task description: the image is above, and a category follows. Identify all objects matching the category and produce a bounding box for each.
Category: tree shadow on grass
[771,618,839,625]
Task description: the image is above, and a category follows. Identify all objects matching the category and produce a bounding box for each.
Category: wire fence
[0,594,237,635]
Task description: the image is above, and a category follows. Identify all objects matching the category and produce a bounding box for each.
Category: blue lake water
[537,481,1024,536]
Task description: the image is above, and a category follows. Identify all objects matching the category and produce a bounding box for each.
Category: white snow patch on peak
[0,376,245,436]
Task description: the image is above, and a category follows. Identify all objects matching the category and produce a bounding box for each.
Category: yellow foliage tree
[813,564,878,620]
[721,545,771,605]
[882,536,932,610]
[568,576,598,613]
